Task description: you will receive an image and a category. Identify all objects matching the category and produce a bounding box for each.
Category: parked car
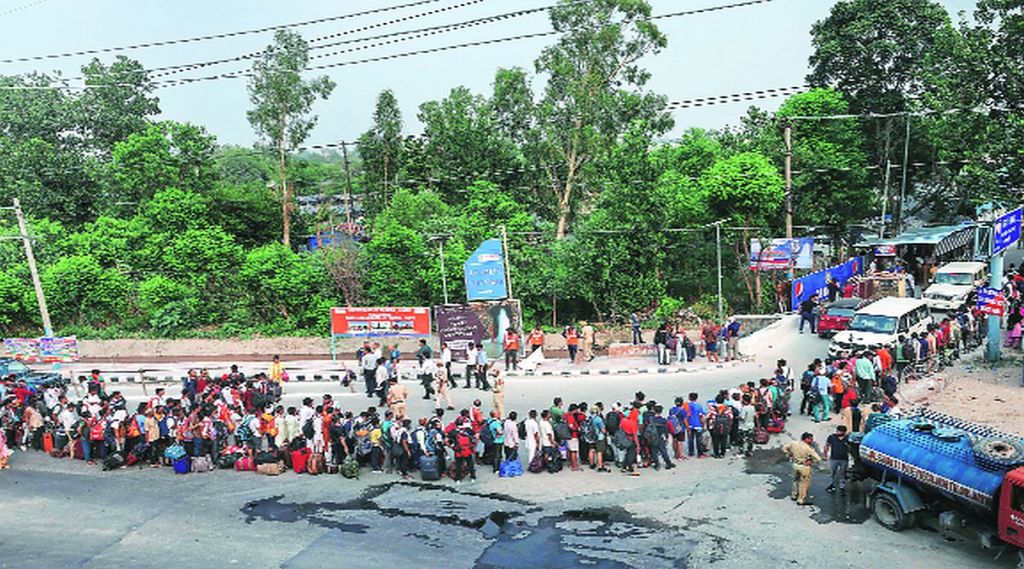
[817,297,869,338]
[923,261,988,312]
[0,357,63,389]
[828,297,933,358]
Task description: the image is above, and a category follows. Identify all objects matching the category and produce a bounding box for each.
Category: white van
[923,261,988,312]
[828,297,932,357]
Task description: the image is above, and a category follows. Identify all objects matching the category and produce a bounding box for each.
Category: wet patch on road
[744,448,870,525]
[242,482,697,568]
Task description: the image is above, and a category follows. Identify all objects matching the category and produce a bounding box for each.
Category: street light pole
[716,221,724,323]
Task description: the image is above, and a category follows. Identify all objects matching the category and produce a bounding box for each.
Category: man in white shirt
[440,343,454,388]
[465,344,478,389]
[362,343,381,397]
[503,411,520,463]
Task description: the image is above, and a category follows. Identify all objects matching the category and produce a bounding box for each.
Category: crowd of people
[0,343,853,481]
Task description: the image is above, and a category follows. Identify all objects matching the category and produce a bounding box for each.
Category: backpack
[604,411,620,434]
[642,423,660,446]
[667,414,682,436]
[235,416,254,443]
[581,417,598,444]
[480,419,496,446]
[800,370,813,391]
[301,417,315,440]
[553,422,571,443]
[517,421,527,439]
[455,432,473,458]
[126,415,141,438]
[341,454,359,479]
[712,409,731,436]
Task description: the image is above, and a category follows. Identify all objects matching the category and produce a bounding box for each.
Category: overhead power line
[0,0,54,18]
[0,0,443,64]
[148,0,493,80]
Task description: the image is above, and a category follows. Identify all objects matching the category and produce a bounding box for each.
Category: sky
[0,0,978,147]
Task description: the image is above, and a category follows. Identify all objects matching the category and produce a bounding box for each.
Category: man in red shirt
[620,404,641,475]
[503,329,521,371]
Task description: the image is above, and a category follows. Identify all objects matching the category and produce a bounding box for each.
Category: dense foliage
[0,0,1019,338]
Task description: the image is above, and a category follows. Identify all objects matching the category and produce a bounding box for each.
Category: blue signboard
[993,208,1022,256]
[791,257,864,309]
[464,239,508,301]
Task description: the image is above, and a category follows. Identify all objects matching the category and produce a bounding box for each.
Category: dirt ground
[907,352,1024,436]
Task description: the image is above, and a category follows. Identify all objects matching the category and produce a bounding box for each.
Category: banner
[977,287,1006,317]
[791,257,864,309]
[3,336,79,363]
[435,300,522,360]
[435,305,486,362]
[750,238,814,270]
[330,307,431,337]
[464,238,508,301]
[873,245,897,257]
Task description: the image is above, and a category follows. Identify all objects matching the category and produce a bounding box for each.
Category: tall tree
[108,120,218,204]
[533,0,672,238]
[357,89,404,214]
[74,56,160,153]
[246,29,336,246]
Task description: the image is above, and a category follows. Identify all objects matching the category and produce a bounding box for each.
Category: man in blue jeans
[798,294,819,334]
[630,312,643,345]
[684,392,705,457]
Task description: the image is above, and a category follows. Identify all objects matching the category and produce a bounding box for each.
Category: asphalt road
[1,318,1017,569]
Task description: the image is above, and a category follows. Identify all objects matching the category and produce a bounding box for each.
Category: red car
[817,298,868,338]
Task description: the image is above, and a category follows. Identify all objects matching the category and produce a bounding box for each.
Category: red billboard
[330,307,431,337]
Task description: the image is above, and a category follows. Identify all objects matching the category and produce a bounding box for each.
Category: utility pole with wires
[783,119,794,281]
[10,198,53,336]
[340,141,354,226]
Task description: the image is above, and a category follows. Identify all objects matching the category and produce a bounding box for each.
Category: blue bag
[173,456,191,474]
[499,459,522,478]
[164,444,187,460]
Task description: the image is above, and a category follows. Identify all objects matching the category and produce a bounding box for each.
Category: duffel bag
[191,455,214,473]
[173,456,191,474]
[256,460,285,476]
[340,455,360,479]
[234,456,256,472]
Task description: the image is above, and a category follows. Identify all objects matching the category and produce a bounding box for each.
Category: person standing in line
[684,392,705,458]
[465,343,478,389]
[524,409,541,465]
[783,432,822,506]
[738,394,756,457]
[503,328,521,371]
[563,325,580,363]
[587,404,610,473]
[491,367,506,419]
[580,321,596,362]
[653,324,668,365]
[440,342,455,389]
[527,326,545,354]
[538,410,557,464]
[798,294,819,334]
[503,411,520,463]
[823,425,850,495]
[630,312,643,345]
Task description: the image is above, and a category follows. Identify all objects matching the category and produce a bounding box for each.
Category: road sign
[977,286,1006,317]
[992,207,1022,256]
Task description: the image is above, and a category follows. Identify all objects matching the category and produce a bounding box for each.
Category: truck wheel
[871,493,908,531]
[973,437,1024,470]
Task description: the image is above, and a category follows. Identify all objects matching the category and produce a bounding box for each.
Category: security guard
[782,432,822,505]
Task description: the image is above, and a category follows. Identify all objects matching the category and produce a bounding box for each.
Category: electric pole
[784,121,795,281]
[13,198,53,337]
[898,117,911,235]
[879,162,893,238]
[340,142,354,226]
[500,224,513,299]
[715,220,724,324]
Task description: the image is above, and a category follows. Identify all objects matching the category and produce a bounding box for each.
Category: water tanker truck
[854,410,1024,565]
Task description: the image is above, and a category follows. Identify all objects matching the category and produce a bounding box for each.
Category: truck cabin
[998,468,1024,549]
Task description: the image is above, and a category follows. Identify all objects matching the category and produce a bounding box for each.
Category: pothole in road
[241,482,696,568]
[744,448,870,525]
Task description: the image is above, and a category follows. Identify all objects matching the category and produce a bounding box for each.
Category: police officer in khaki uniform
[782,432,822,505]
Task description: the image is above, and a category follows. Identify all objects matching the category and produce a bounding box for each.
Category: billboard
[750,238,814,270]
[873,245,898,257]
[791,257,864,309]
[435,300,522,361]
[464,238,508,301]
[3,336,80,363]
[330,307,431,337]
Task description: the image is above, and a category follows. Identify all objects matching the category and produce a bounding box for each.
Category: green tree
[532,0,672,238]
[700,152,784,309]
[246,29,336,246]
[207,183,282,248]
[238,243,331,331]
[109,121,218,204]
[74,56,160,153]
[41,255,132,328]
[357,89,404,213]
[138,275,200,336]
